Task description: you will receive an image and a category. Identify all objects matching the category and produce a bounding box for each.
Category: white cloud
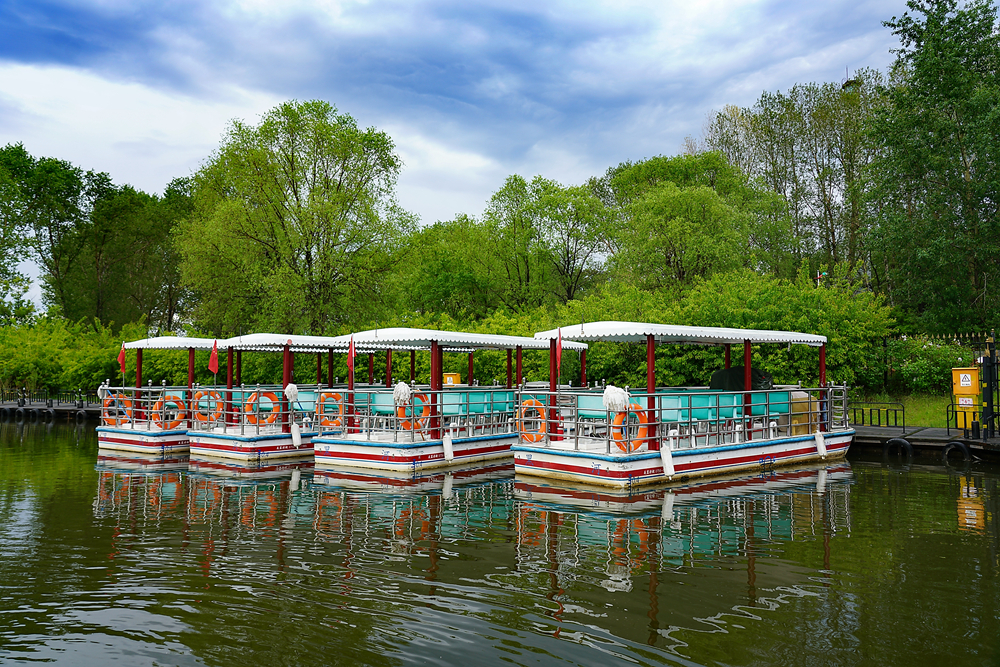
[0,62,280,194]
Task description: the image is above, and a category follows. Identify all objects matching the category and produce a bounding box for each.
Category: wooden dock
[852,425,1000,463]
[0,401,101,422]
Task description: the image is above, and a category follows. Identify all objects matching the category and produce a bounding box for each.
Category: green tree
[177,100,415,334]
[872,0,1000,331]
[531,177,608,302]
[0,160,33,324]
[481,175,553,311]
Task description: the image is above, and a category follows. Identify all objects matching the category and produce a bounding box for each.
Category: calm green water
[0,422,998,666]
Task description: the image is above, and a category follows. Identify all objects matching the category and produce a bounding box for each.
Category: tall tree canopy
[872,0,1000,332]
[177,100,415,334]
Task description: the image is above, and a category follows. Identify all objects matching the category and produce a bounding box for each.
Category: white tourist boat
[312,327,586,473]
[511,322,855,489]
[96,336,217,455]
[99,332,364,460]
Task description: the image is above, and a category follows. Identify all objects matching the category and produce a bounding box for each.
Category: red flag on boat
[346,335,356,375]
[117,342,126,374]
[556,328,562,376]
[208,339,219,374]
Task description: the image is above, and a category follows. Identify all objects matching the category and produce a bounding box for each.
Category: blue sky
[1,0,904,230]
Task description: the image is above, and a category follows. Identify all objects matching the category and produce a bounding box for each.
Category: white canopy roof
[123,336,218,350]
[534,321,826,347]
[351,327,587,351]
[218,333,354,353]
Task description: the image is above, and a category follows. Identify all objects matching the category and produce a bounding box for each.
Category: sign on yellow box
[952,367,980,395]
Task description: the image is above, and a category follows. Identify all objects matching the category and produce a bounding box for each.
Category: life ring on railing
[192,390,224,422]
[244,391,280,425]
[397,393,430,430]
[102,393,133,426]
[316,392,345,427]
[611,403,650,453]
[518,399,546,443]
[152,395,187,430]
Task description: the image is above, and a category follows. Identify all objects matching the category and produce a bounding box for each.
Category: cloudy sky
[2,0,904,229]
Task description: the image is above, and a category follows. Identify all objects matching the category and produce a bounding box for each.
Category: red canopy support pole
[549,338,559,441]
[367,353,374,384]
[226,347,234,425]
[819,343,827,432]
[647,334,659,451]
[430,340,440,439]
[580,349,587,387]
[516,346,523,385]
[327,348,334,387]
[506,349,513,388]
[187,347,195,427]
[347,349,355,433]
[385,350,393,388]
[281,343,291,434]
[725,344,731,369]
[467,352,474,385]
[235,350,242,386]
[316,353,322,385]
[410,350,416,382]
[135,348,144,421]
[743,340,752,432]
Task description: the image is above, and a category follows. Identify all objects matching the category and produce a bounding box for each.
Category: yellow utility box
[442,373,461,386]
[952,367,980,428]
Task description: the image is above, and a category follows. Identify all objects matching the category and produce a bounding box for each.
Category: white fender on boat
[393,381,412,406]
[442,471,454,499]
[443,434,454,462]
[661,491,675,522]
[815,430,827,458]
[660,442,674,479]
[602,385,629,413]
[816,468,827,494]
[291,422,302,447]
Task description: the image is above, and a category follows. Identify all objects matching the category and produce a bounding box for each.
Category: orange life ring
[102,393,133,426]
[316,392,344,427]
[152,395,187,430]
[244,391,280,425]
[192,390,224,422]
[611,403,650,452]
[518,399,546,443]
[397,393,430,430]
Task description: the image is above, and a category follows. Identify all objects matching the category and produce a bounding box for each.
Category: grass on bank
[854,393,951,429]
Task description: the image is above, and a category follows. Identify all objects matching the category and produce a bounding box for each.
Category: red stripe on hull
[515,443,850,482]
[316,441,510,465]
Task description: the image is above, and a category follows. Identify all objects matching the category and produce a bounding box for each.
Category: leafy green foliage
[872,0,1000,332]
[887,336,969,394]
[178,100,415,335]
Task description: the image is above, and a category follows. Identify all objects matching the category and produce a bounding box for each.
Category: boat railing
[324,385,519,442]
[513,385,850,453]
[96,382,524,441]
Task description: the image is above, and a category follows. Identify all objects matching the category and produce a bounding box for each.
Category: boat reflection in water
[96,448,190,473]
[187,454,314,481]
[312,461,512,493]
[90,449,858,661]
[510,462,854,647]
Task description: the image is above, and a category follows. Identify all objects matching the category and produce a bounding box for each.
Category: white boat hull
[96,426,190,454]
[313,433,516,472]
[511,430,854,489]
[188,428,317,462]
